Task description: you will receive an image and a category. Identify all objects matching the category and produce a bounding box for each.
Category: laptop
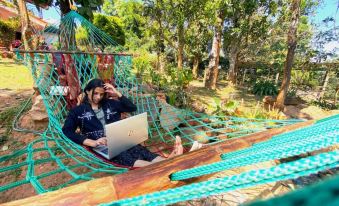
[93,112,149,159]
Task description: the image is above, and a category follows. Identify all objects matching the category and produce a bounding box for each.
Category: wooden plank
[2,120,314,206]
[2,177,118,206]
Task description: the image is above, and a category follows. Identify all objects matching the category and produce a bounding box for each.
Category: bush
[211,98,286,120]
[132,52,157,79]
[291,70,318,90]
[311,100,338,110]
[142,63,193,107]
[253,81,278,96]
[93,13,125,46]
[165,64,193,89]
[212,98,239,116]
[0,17,20,48]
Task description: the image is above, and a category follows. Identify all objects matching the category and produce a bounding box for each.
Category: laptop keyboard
[100,148,108,154]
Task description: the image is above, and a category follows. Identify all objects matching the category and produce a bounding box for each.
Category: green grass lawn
[0,58,33,90]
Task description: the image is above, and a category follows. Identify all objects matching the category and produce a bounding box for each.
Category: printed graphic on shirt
[78,111,95,121]
[84,130,104,139]
[106,108,117,120]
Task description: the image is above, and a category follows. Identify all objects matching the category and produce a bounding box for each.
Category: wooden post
[2,120,314,206]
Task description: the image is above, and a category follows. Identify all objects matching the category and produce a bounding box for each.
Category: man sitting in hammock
[62,78,203,167]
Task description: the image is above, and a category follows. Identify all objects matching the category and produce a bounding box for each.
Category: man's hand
[95,137,107,146]
[104,83,122,98]
[83,138,107,147]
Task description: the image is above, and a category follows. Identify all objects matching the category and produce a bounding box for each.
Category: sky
[309,0,338,53]
[311,0,338,24]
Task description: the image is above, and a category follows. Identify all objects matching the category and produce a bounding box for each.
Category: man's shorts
[111,144,159,167]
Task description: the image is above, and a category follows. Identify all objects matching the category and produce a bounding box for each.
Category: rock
[191,101,205,113]
[283,105,331,120]
[300,106,329,120]
[20,113,48,131]
[2,145,8,151]
[283,106,303,119]
[285,96,304,105]
[28,95,48,122]
[263,96,276,105]
[263,96,276,110]
[19,95,49,130]
[179,127,210,143]
[0,93,11,99]
[159,102,185,131]
[278,111,288,119]
[141,84,155,94]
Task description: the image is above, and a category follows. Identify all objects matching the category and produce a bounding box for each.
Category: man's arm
[104,83,137,112]
[62,110,87,145]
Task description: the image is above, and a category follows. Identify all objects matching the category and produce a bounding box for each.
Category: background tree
[103,0,148,50]
[223,0,278,85]
[144,0,209,69]
[276,0,301,109]
[16,0,33,50]
[203,0,277,89]
[93,13,125,46]
[185,17,213,79]
[203,2,225,89]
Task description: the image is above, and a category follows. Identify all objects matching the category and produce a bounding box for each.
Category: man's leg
[133,160,153,167]
[167,136,184,158]
[148,136,184,164]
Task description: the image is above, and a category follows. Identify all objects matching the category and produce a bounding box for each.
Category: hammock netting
[0,11,338,205]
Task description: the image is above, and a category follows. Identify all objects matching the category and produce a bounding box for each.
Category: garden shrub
[252,80,278,96]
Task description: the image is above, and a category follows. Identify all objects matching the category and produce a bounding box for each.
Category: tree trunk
[275,72,280,85]
[276,0,301,110]
[228,41,240,85]
[242,68,247,85]
[155,0,165,73]
[177,24,184,69]
[59,0,71,16]
[317,68,331,100]
[192,55,200,79]
[17,0,31,51]
[204,11,223,89]
[334,86,338,106]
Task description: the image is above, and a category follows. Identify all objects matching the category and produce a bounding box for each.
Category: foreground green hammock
[1,11,337,206]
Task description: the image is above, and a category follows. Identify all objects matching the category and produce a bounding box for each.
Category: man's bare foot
[168,136,183,158]
[175,136,183,155]
[189,141,204,152]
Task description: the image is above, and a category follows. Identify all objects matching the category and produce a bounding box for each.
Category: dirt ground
[0,89,39,203]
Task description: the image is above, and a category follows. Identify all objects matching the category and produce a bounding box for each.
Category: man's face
[88,87,105,104]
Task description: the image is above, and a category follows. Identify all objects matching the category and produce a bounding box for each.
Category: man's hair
[82,78,106,104]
